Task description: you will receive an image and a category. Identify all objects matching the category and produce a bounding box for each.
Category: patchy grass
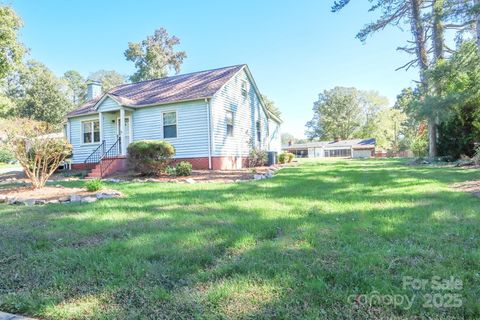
[0,159,479,319]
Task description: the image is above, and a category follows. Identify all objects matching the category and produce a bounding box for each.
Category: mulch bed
[0,186,122,205]
[108,163,297,183]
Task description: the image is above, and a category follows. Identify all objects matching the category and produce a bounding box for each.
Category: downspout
[205,98,212,170]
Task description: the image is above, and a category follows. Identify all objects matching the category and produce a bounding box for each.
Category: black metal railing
[84,140,106,169]
[100,137,121,177]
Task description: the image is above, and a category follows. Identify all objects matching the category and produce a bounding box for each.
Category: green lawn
[0,159,479,319]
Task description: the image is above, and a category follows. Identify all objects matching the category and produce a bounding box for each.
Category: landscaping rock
[7,197,17,205]
[254,174,265,180]
[81,196,97,203]
[47,200,60,204]
[35,199,47,205]
[185,178,196,184]
[265,171,274,178]
[0,195,6,203]
[22,199,37,206]
[104,178,121,183]
[58,196,70,203]
[69,194,82,202]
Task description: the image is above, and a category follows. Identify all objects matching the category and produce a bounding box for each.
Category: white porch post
[120,108,126,155]
[98,112,103,142]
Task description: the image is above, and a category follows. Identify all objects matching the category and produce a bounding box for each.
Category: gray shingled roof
[67,65,246,117]
[283,138,376,150]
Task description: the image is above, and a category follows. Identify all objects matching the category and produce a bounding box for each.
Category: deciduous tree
[62,70,86,105]
[14,61,73,127]
[0,6,25,80]
[88,70,125,92]
[125,27,187,82]
[0,118,72,188]
[306,87,363,140]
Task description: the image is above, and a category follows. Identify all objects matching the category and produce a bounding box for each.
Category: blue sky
[9,0,418,138]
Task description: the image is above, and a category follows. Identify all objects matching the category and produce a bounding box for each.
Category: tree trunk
[410,0,436,157]
[429,0,445,158]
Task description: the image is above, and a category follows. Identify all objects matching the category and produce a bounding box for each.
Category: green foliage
[248,148,267,167]
[1,118,72,188]
[88,70,126,92]
[62,70,86,105]
[0,6,25,80]
[279,152,294,164]
[13,60,74,126]
[419,41,480,158]
[165,165,177,176]
[286,152,295,163]
[125,27,187,82]
[85,178,103,192]
[260,94,281,119]
[127,140,175,176]
[306,87,363,140]
[0,146,14,163]
[175,161,192,176]
[411,129,429,157]
[306,87,389,142]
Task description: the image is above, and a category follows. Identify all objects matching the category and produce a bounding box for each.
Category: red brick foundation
[172,156,249,170]
[73,156,249,173]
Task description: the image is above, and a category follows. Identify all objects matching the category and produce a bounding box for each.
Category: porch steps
[86,157,127,179]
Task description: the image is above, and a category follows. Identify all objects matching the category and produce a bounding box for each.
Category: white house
[66,65,282,177]
[282,138,375,159]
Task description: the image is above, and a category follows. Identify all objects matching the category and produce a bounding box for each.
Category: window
[82,120,100,144]
[256,120,261,144]
[325,149,351,157]
[226,110,234,137]
[241,80,247,98]
[163,111,177,138]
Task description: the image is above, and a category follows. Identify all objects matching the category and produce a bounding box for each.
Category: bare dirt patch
[451,180,480,198]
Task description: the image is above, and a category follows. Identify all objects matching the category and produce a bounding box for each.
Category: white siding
[69,115,102,163]
[210,69,274,157]
[352,149,372,158]
[267,120,281,153]
[97,97,120,112]
[133,101,210,158]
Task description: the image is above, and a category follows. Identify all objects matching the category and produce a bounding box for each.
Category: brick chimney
[86,80,102,100]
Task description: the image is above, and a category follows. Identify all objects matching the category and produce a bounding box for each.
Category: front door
[116,117,131,154]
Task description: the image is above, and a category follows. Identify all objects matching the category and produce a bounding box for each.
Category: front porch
[80,107,133,177]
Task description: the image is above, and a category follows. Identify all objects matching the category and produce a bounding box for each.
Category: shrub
[127,140,175,176]
[248,148,268,167]
[279,152,294,164]
[0,147,15,163]
[286,152,295,163]
[165,165,176,176]
[176,161,192,176]
[1,118,72,188]
[411,132,428,157]
[85,178,103,192]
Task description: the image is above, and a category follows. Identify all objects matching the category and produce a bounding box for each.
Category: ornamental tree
[1,118,72,188]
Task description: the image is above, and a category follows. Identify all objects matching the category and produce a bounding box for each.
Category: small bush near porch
[0,159,479,319]
[127,140,175,176]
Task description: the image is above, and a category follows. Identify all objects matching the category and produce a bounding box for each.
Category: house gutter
[205,98,212,170]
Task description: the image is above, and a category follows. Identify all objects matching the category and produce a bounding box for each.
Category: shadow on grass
[0,159,479,318]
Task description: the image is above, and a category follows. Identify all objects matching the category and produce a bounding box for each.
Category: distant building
[282,138,375,159]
